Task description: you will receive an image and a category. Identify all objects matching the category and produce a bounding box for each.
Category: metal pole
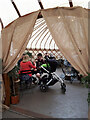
[11,0,21,17]
[68,0,73,7]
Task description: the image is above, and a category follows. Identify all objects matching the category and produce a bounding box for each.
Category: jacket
[19,61,36,77]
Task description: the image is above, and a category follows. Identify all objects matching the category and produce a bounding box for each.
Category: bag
[21,74,30,81]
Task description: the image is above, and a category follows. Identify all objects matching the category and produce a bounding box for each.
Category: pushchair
[61,60,82,83]
[38,64,66,93]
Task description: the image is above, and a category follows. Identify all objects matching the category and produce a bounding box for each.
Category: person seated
[36,53,45,69]
[64,59,71,67]
[17,53,26,67]
[19,54,37,87]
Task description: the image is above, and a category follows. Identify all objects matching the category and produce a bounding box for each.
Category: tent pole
[68,0,73,7]
[11,0,21,17]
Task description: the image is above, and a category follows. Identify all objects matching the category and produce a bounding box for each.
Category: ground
[2,68,88,118]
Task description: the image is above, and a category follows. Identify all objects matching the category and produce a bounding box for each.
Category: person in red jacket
[19,54,37,87]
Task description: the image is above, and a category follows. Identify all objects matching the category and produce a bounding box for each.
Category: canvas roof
[0,0,89,27]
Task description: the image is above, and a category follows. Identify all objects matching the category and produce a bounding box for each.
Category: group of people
[18,52,58,87]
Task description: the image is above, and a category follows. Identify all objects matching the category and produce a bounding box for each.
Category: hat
[22,54,30,62]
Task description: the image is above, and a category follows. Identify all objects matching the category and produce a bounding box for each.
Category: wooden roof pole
[37,0,44,19]
[0,18,4,29]
[68,0,73,7]
[11,0,21,17]
[38,0,44,9]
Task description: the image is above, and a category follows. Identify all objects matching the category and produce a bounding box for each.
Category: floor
[2,68,88,118]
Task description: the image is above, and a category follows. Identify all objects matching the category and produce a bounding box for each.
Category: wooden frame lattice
[26,48,63,60]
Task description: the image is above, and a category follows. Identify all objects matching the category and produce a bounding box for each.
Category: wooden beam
[37,0,43,19]
[11,0,21,17]
[0,18,4,29]
[2,73,10,106]
[26,48,59,51]
[38,0,44,9]
[68,0,73,7]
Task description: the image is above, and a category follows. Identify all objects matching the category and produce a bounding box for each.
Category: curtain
[42,7,88,76]
[88,10,90,73]
[89,34,90,73]
[2,11,39,73]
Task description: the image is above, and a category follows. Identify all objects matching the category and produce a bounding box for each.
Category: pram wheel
[40,84,48,92]
[61,83,66,94]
